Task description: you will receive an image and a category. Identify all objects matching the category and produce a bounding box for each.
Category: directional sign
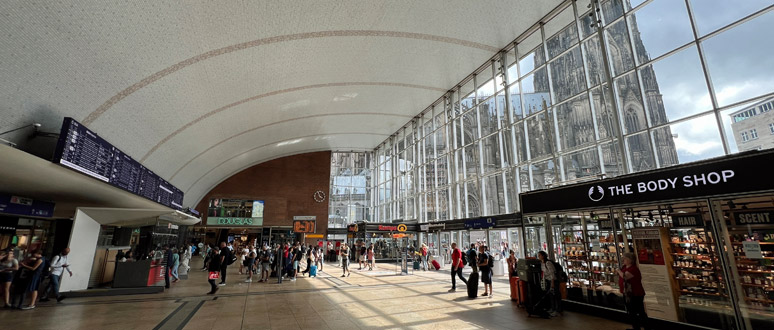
[293,220,316,233]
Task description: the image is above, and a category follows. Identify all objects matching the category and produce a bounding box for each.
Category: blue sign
[0,194,55,218]
[464,217,495,229]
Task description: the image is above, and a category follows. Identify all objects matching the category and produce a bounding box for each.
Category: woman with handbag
[618,252,649,330]
[0,250,19,308]
[206,246,221,295]
[16,250,45,310]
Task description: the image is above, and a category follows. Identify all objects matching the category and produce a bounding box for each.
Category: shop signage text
[398,224,407,232]
[293,220,316,233]
[419,224,429,231]
[733,210,773,225]
[743,241,763,259]
[465,218,495,229]
[206,217,263,226]
[0,193,55,218]
[520,151,774,214]
[428,223,445,231]
[597,218,620,230]
[378,225,398,231]
[671,213,703,228]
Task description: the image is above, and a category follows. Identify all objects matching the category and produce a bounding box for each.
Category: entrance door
[524,216,547,258]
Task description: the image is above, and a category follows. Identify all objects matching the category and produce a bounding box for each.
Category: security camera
[33,123,42,127]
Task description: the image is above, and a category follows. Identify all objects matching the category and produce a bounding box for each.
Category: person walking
[41,248,72,302]
[358,242,367,271]
[259,245,272,282]
[367,245,375,271]
[448,243,468,292]
[618,252,648,330]
[218,242,230,286]
[538,251,560,316]
[170,248,180,283]
[477,245,493,297]
[302,245,313,276]
[206,246,221,294]
[162,245,172,289]
[0,250,19,308]
[315,246,324,272]
[181,243,192,276]
[340,244,351,277]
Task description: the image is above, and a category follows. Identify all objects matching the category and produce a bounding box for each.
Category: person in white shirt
[180,244,192,276]
[41,248,72,303]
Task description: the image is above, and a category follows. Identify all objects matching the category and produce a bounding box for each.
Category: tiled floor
[0,259,627,330]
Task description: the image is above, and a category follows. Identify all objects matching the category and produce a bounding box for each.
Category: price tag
[743,241,763,259]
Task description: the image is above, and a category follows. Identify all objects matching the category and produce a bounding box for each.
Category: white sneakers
[245,279,252,283]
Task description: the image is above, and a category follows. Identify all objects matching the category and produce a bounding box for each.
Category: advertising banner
[632,228,679,322]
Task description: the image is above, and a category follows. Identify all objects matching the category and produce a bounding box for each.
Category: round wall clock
[313,190,326,203]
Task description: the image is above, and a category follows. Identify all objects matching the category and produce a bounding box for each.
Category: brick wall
[195,151,331,242]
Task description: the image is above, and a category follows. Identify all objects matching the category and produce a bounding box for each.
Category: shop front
[520,149,774,330]
[347,222,419,262]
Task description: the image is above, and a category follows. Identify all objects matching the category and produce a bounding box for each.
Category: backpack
[40,256,51,277]
[486,252,494,268]
[227,250,237,265]
[459,249,468,266]
[549,260,568,282]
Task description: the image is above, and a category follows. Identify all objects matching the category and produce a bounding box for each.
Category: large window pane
[616,72,647,133]
[435,127,448,155]
[640,46,712,126]
[703,10,774,107]
[562,147,602,181]
[509,85,523,122]
[547,22,579,60]
[556,93,595,151]
[601,0,625,25]
[654,114,723,167]
[481,133,502,173]
[550,46,587,103]
[425,192,435,221]
[628,0,694,65]
[464,143,479,177]
[583,36,606,87]
[626,131,655,172]
[502,129,514,167]
[518,31,545,76]
[505,169,520,212]
[463,109,479,144]
[531,159,558,189]
[465,180,481,218]
[477,78,495,100]
[513,122,528,163]
[720,98,774,153]
[601,141,624,177]
[522,67,552,115]
[484,175,506,215]
[453,117,463,148]
[591,84,616,140]
[519,165,531,192]
[497,92,508,128]
[527,112,554,159]
[690,0,773,36]
[479,98,498,137]
[604,20,635,76]
[461,92,475,111]
[437,155,449,186]
[438,189,449,220]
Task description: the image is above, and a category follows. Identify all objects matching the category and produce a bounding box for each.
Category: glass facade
[369,0,774,223]
[328,152,372,228]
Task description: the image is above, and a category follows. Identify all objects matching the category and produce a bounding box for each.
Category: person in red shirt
[618,252,648,330]
[448,243,468,292]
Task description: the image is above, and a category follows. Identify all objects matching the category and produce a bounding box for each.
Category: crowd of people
[0,247,73,310]
[199,241,327,294]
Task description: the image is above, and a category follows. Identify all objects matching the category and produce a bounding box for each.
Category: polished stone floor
[0,258,627,330]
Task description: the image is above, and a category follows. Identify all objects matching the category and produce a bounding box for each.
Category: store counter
[113,260,152,288]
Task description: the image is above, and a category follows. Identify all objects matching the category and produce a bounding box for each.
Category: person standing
[302,245,314,276]
[367,245,375,271]
[41,248,72,302]
[506,250,518,277]
[477,245,493,297]
[275,244,285,284]
[162,245,173,289]
[340,244,351,277]
[218,242,229,286]
[0,250,19,308]
[538,251,560,316]
[181,244,192,276]
[206,246,221,294]
[315,246,324,272]
[259,245,272,282]
[18,250,45,309]
[358,242,366,270]
[448,243,468,292]
[245,246,256,283]
[618,252,648,330]
[420,244,429,271]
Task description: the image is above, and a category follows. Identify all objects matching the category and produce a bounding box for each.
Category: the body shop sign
[206,217,263,226]
[521,150,774,214]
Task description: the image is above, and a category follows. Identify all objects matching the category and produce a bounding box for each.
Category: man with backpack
[448,243,468,292]
[40,248,72,303]
[477,245,494,297]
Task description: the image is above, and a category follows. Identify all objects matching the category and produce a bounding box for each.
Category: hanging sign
[465,217,495,229]
[733,210,774,225]
[0,194,55,218]
[671,213,703,228]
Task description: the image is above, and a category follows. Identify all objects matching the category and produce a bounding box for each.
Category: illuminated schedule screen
[52,117,184,209]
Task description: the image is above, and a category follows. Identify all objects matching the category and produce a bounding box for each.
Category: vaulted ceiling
[0,0,561,206]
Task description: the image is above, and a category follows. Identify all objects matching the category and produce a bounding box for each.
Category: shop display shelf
[672,253,713,257]
[745,297,774,304]
[673,266,714,271]
[737,269,773,274]
[670,241,713,245]
[732,242,774,245]
[680,290,726,297]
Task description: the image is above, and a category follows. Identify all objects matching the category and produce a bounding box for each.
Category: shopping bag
[208,271,220,280]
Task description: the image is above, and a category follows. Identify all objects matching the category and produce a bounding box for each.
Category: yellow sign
[397,224,407,232]
[306,234,324,238]
[392,233,407,238]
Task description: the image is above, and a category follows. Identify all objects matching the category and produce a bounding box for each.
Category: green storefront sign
[206,217,264,226]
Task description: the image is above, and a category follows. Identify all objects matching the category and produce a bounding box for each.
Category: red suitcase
[431,259,441,270]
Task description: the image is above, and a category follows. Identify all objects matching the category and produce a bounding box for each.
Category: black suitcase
[467,271,479,298]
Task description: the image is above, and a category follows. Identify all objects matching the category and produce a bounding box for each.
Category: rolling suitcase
[467,271,479,298]
[431,259,441,270]
[413,261,421,270]
[309,265,317,277]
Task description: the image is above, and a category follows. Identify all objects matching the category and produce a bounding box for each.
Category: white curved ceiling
[0,0,561,206]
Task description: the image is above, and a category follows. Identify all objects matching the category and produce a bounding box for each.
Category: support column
[59,209,101,292]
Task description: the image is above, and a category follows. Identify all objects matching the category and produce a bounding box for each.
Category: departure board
[53,117,184,209]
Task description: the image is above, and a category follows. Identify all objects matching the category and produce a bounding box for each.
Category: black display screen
[52,117,184,209]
